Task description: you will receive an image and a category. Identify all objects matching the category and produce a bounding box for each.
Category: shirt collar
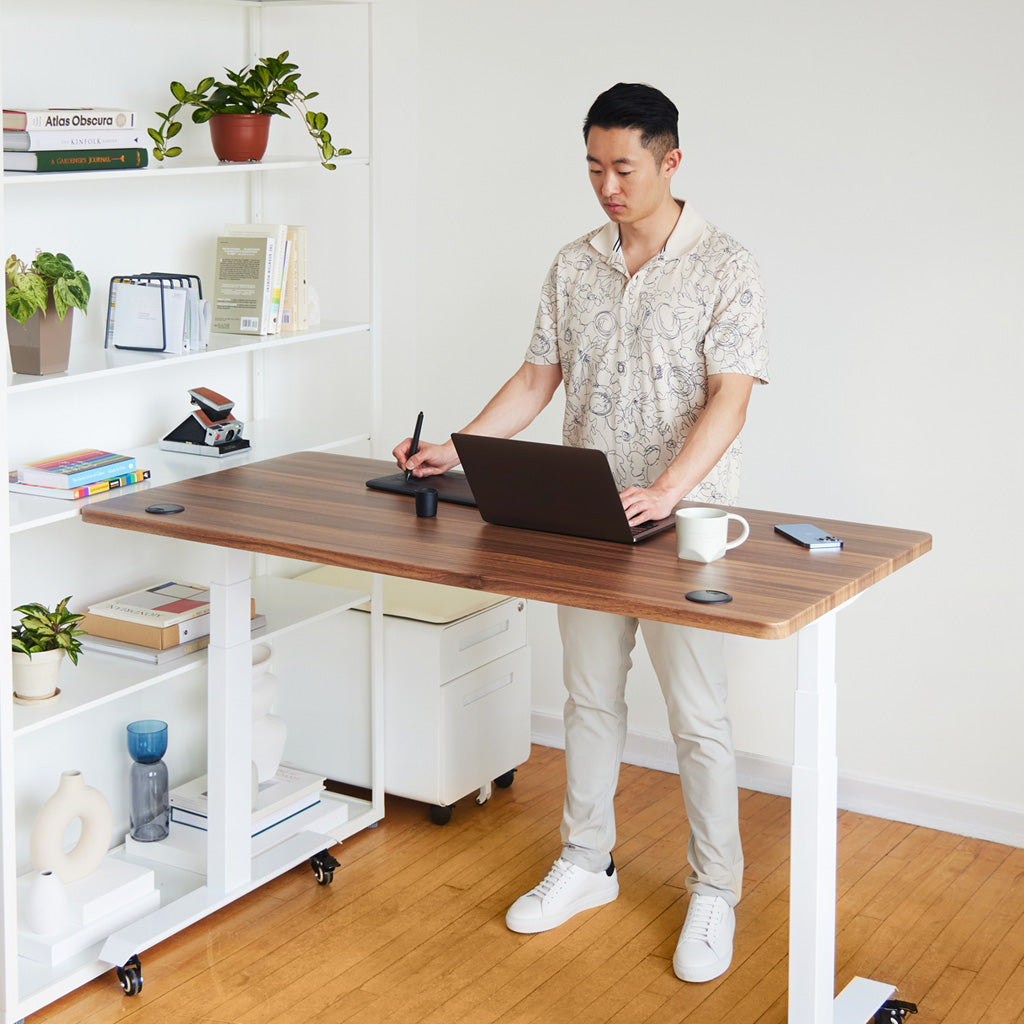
[589,200,707,264]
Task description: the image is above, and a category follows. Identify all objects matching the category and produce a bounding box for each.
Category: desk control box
[295,568,532,823]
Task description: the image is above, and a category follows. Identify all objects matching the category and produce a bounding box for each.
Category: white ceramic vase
[11,648,64,701]
[30,769,113,883]
[22,869,71,935]
[251,643,287,785]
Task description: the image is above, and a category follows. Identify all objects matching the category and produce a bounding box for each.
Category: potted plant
[5,253,90,376]
[11,597,86,702]
[149,51,350,169]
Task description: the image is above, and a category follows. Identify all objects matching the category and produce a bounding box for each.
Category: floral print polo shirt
[526,202,769,504]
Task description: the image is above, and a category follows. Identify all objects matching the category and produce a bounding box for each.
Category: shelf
[12,576,369,737]
[7,320,370,393]
[9,417,371,533]
[16,847,203,1020]
[2,153,369,187]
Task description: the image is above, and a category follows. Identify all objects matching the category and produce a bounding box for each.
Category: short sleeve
[703,249,769,384]
[525,258,561,366]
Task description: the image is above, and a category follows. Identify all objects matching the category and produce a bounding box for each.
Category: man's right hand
[393,437,460,478]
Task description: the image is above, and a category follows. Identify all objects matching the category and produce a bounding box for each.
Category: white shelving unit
[0,1,384,1020]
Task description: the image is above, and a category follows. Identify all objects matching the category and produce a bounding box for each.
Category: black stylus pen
[405,410,424,482]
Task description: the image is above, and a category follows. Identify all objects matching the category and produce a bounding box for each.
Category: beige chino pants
[557,605,744,906]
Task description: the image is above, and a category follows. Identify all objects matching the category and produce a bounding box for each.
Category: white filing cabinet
[297,569,532,823]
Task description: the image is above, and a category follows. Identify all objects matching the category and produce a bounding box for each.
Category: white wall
[407,0,1024,842]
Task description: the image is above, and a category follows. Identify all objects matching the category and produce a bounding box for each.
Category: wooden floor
[31,745,1024,1023]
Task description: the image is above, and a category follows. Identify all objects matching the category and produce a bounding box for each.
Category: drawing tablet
[365,471,477,507]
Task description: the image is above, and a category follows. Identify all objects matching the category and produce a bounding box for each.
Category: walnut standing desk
[81,452,932,1024]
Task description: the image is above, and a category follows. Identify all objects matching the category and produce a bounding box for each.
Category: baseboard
[530,712,1024,848]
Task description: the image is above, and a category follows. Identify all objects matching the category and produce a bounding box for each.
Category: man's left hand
[619,485,678,526]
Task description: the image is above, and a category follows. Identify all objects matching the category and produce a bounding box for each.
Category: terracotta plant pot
[208,113,272,163]
[6,293,73,376]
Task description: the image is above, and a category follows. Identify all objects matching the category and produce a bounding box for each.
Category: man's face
[585,126,679,226]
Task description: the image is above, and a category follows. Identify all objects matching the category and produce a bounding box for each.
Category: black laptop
[451,434,675,544]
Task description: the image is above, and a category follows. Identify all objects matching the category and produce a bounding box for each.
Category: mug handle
[724,513,750,551]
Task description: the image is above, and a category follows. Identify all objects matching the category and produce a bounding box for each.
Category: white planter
[22,870,71,935]
[12,648,64,701]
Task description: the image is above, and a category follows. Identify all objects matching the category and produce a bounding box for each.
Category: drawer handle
[463,672,514,707]
[458,618,509,652]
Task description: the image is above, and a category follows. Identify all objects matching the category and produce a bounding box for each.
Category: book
[3,107,138,131]
[87,581,209,627]
[3,128,144,152]
[8,468,149,500]
[170,764,326,820]
[280,225,309,332]
[170,792,321,837]
[223,224,289,333]
[211,235,275,335]
[3,147,147,172]
[82,600,258,650]
[15,450,137,488]
[78,613,267,664]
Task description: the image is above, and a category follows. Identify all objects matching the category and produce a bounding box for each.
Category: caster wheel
[494,769,517,789]
[310,850,340,885]
[430,804,453,826]
[116,954,143,996]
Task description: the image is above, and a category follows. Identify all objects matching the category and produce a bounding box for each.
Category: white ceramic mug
[675,507,750,563]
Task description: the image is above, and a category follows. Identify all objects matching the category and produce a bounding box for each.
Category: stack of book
[211,223,308,336]
[3,107,147,173]
[79,580,266,665]
[170,764,326,837]
[9,449,149,501]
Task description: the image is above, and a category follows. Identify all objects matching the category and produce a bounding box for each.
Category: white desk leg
[206,547,253,895]
[789,612,894,1024]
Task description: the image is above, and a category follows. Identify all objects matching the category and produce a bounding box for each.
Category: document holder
[105,273,209,353]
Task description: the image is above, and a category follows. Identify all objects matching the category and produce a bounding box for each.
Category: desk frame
[81,453,932,1024]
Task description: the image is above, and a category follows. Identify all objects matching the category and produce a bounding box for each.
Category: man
[394,82,768,983]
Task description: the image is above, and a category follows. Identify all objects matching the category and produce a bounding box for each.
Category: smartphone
[773,523,843,550]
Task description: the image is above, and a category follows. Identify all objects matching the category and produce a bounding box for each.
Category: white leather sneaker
[505,856,618,934]
[673,893,735,982]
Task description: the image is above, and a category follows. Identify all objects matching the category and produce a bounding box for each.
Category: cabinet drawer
[438,598,527,681]
[438,646,532,805]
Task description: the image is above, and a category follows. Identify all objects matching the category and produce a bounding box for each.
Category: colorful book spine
[3,128,144,152]
[3,147,148,173]
[17,450,137,488]
[2,108,138,131]
[8,469,150,500]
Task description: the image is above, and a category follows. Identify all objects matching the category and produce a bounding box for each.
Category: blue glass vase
[127,720,169,842]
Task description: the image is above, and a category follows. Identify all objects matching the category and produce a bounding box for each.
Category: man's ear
[662,147,683,179]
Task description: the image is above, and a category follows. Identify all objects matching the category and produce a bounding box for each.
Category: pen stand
[159,386,251,458]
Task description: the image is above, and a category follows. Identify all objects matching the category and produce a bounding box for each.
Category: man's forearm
[650,374,754,505]
[460,361,563,440]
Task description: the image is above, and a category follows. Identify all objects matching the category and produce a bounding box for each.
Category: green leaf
[196,76,216,94]
[165,146,183,158]
[166,121,182,138]
[170,81,188,102]
[312,112,328,131]
[52,279,71,321]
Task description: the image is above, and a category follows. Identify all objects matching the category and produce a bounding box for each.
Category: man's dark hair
[583,83,679,164]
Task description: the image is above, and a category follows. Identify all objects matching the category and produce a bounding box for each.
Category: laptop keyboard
[629,515,675,538]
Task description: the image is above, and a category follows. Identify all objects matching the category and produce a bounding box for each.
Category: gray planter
[6,294,73,375]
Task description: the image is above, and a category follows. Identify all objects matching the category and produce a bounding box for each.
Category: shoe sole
[672,952,732,983]
[505,883,619,934]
